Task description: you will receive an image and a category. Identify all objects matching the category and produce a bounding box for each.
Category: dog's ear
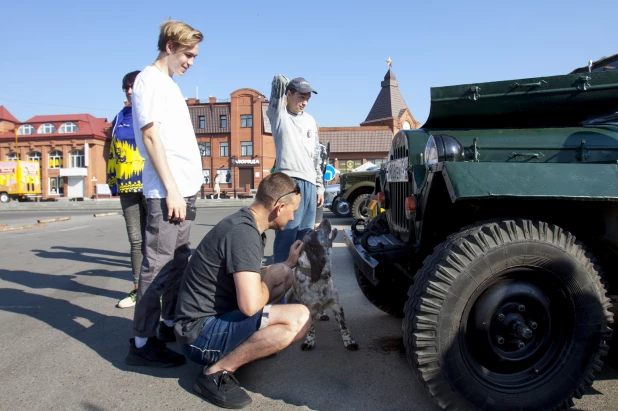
[330,228,338,244]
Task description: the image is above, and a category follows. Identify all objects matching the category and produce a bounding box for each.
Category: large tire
[0,192,10,203]
[403,219,613,411]
[354,264,408,318]
[351,193,371,220]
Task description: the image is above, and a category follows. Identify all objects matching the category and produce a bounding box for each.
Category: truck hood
[423,71,618,130]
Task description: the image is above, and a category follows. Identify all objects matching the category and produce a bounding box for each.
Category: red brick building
[0,107,110,199]
[186,87,274,196]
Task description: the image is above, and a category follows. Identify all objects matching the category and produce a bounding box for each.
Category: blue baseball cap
[287,77,318,94]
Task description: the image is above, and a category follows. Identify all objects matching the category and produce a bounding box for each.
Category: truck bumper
[343,228,411,285]
[343,229,380,283]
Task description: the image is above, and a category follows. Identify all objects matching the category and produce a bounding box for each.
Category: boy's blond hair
[157,20,203,52]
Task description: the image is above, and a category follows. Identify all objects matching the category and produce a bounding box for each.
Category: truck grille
[387,133,412,242]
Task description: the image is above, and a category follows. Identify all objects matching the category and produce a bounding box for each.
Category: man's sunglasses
[274,184,301,206]
[122,84,133,92]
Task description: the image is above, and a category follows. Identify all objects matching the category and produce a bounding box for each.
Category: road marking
[0,225,90,240]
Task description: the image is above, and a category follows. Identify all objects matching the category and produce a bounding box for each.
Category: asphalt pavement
[0,207,616,410]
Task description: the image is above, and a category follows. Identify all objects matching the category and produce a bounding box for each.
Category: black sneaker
[193,370,252,409]
[125,337,186,368]
[157,321,176,343]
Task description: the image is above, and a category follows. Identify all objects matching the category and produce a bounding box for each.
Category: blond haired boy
[126,20,204,367]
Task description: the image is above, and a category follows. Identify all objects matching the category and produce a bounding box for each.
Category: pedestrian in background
[125,19,204,368]
[213,172,221,199]
[107,70,146,309]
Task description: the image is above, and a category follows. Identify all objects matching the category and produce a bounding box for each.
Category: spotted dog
[286,219,359,351]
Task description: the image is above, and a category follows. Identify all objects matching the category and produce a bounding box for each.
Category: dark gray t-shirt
[174,207,264,344]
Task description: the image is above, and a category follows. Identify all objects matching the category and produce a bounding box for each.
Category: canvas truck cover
[423,71,618,129]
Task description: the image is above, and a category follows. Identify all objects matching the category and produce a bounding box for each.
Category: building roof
[0,113,109,140]
[0,106,19,123]
[362,69,409,124]
[319,127,393,153]
[571,53,618,74]
[189,104,231,133]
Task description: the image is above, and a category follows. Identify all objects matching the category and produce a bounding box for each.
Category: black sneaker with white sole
[125,337,186,368]
[193,370,252,409]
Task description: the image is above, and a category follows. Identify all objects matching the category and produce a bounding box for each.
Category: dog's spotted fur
[286,219,359,351]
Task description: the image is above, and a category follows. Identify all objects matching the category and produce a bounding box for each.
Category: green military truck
[331,166,379,219]
[344,71,618,410]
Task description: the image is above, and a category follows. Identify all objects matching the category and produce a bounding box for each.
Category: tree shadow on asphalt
[0,287,134,371]
[31,246,131,268]
[0,269,129,300]
[0,286,189,379]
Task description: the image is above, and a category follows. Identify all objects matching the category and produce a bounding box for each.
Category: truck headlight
[425,134,465,166]
[424,136,439,166]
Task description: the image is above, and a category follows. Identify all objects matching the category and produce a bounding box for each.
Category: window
[28,151,42,162]
[59,122,78,133]
[199,116,205,129]
[369,158,387,166]
[198,142,211,157]
[49,150,63,168]
[241,142,253,156]
[18,124,35,135]
[70,150,84,168]
[240,115,252,128]
[220,142,229,157]
[7,152,20,160]
[38,123,57,134]
[49,177,64,195]
[220,115,227,129]
[338,159,362,173]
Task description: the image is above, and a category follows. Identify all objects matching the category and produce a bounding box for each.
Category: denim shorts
[182,305,272,365]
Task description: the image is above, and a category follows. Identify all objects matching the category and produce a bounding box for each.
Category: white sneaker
[117,289,137,308]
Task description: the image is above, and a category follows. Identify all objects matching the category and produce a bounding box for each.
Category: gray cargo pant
[132,195,196,338]
[119,193,148,285]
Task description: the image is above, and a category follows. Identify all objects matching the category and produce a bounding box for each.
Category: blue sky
[1,0,616,127]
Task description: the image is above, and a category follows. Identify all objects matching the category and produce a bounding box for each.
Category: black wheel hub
[472,282,550,363]
[463,268,573,386]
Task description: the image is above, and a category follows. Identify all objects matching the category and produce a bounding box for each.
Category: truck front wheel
[404,219,613,411]
[0,192,10,203]
[354,264,409,318]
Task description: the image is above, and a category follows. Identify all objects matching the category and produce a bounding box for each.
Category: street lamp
[230,155,237,199]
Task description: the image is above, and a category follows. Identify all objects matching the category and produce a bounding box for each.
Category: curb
[0,223,47,232]
[93,212,119,217]
[37,217,71,224]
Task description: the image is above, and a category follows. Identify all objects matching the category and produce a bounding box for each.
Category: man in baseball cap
[266,73,325,275]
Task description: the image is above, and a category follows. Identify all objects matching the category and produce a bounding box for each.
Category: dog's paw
[301,342,314,351]
[318,313,329,321]
[345,342,360,351]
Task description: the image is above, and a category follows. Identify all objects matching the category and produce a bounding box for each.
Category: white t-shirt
[132,66,202,198]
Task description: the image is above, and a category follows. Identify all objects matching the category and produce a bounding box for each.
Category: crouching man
[174,172,311,409]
